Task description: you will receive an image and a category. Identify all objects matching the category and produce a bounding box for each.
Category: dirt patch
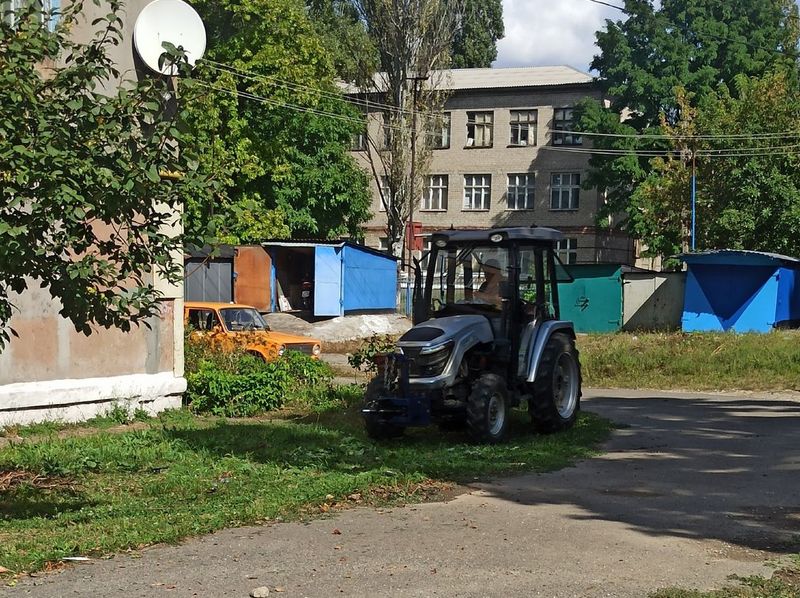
[0,470,77,492]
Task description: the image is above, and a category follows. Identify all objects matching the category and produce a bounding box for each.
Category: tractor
[362,226,581,444]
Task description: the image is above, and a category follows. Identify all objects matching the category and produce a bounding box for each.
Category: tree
[186,0,372,244]
[450,0,504,68]
[349,0,462,257]
[0,0,209,349]
[578,0,800,260]
[629,72,800,259]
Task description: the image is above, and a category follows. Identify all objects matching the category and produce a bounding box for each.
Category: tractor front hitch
[361,353,431,427]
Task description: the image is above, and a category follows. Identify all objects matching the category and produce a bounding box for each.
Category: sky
[493,0,800,72]
[493,0,621,71]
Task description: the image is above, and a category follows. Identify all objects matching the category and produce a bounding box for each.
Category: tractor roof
[431,227,564,245]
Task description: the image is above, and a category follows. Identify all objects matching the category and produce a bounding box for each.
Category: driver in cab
[473,259,507,307]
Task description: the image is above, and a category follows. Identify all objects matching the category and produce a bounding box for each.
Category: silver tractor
[362,226,581,444]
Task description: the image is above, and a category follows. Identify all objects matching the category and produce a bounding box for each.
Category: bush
[347,334,396,372]
[184,332,335,417]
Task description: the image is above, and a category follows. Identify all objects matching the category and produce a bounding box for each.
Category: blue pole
[691,152,696,251]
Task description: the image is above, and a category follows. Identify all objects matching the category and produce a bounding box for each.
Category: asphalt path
[5,388,800,597]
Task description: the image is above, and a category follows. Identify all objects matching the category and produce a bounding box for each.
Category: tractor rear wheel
[466,373,509,444]
[529,333,581,433]
[363,376,405,440]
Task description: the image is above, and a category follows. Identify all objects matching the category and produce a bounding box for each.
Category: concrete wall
[0,0,186,425]
[623,272,685,331]
[354,84,635,265]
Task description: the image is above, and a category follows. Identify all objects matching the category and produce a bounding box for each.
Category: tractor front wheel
[363,376,405,440]
[529,333,581,433]
[466,373,509,444]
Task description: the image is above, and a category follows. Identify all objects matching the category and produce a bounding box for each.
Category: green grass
[0,386,612,575]
[581,331,800,392]
[651,555,800,597]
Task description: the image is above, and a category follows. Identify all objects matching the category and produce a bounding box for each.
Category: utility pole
[406,74,428,280]
[690,146,697,251]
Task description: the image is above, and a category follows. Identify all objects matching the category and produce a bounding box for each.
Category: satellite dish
[133,0,206,76]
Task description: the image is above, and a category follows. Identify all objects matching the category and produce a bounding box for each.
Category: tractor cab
[364,227,581,444]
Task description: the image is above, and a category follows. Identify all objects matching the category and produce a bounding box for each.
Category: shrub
[347,334,396,372]
[186,362,289,417]
[184,333,335,417]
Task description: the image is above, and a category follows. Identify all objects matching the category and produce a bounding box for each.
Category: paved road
[6,389,800,597]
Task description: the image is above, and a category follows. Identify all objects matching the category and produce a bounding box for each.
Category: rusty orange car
[184,301,322,361]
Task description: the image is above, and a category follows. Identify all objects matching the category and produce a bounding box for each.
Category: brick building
[350,66,634,266]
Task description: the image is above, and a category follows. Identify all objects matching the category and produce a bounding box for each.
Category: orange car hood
[260,330,321,346]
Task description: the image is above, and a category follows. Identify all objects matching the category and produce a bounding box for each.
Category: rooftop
[342,65,594,94]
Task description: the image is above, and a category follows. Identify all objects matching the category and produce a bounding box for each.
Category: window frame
[506,173,535,211]
[466,111,493,148]
[509,109,538,147]
[430,112,451,149]
[552,107,582,146]
[422,174,449,212]
[463,174,492,211]
[550,172,581,211]
[556,238,578,265]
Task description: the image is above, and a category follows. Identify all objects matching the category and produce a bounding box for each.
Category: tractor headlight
[490,233,504,243]
[411,341,453,378]
[312,344,321,356]
[278,344,286,357]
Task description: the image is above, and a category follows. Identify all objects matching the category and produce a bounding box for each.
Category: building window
[3,0,59,29]
[377,175,390,212]
[351,131,366,151]
[382,113,392,149]
[463,174,491,210]
[552,107,582,146]
[430,112,451,149]
[507,174,535,210]
[378,237,390,252]
[466,111,493,147]
[510,110,537,146]
[556,238,578,265]
[550,173,580,210]
[422,175,448,211]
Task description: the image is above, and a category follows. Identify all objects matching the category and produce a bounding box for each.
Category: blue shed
[263,241,398,317]
[680,250,800,333]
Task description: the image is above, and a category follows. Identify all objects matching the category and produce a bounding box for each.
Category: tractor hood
[398,315,493,348]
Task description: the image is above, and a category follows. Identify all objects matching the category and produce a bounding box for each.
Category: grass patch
[0,387,612,575]
[580,331,800,392]
[651,555,800,597]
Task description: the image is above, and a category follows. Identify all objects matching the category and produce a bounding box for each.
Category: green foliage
[184,332,334,417]
[0,0,212,350]
[347,334,397,372]
[185,0,372,244]
[580,0,800,258]
[593,0,799,127]
[185,363,289,416]
[450,0,504,68]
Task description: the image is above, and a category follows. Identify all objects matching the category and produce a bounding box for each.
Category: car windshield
[428,243,511,313]
[220,308,269,332]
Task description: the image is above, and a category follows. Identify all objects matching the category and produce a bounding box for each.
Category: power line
[556,128,800,141]
[201,59,440,122]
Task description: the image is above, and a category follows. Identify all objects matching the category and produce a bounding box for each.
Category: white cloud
[495,0,800,71]
[494,0,621,71]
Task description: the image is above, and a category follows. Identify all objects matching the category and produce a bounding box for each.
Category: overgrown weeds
[581,331,800,392]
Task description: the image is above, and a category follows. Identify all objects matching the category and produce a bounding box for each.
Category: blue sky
[494,0,800,72]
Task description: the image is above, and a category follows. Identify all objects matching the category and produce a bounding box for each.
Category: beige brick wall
[354,84,634,265]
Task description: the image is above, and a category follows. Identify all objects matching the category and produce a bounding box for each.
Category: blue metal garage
[264,241,398,317]
[681,250,800,333]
